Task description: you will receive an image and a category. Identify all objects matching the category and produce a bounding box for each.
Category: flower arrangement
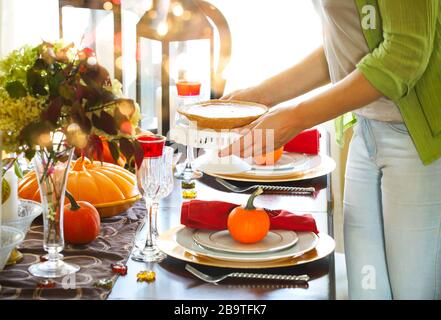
[0,41,143,166]
[0,41,146,276]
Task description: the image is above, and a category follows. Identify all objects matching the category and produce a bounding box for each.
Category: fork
[185,264,310,284]
[215,178,315,194]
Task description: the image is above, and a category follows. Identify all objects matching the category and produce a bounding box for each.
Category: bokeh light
[147,10,157,19]
[182,10,192,21]
[67,123,87,148]
[37,133,52,147]
[103,1,113,11]
[172,3,184,17]
[157,21,168,36]
[87,56,97,66]
[118,100,135,116]
[115,56,123,70]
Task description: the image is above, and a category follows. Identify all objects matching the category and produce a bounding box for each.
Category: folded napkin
[284,129,321,155]
[181,200,319,234]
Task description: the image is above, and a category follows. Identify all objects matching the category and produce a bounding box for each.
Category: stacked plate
[175,228,319,263]
[157,226,335,268]
[203,153,336,183]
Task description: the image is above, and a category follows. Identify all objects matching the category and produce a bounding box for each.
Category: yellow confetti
[136,270,156,282]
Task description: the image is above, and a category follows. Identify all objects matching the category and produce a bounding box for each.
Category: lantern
[58,0,123,82]
[136,0,231,135]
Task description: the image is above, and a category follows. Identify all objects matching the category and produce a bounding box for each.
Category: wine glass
[132,134,167,263]
[152,146,174,238]
[174,81,203,180]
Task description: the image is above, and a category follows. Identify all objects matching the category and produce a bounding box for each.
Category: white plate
[193,150,251,174]
[192,229,298,254]
[204,154,335,183]
[250,154,321,176]
[251,153,308,171]
[175,227,319,262]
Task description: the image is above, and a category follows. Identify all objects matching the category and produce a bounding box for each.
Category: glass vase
[28,146,79,278]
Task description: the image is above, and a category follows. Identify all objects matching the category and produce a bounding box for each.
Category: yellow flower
[0,91,46,152]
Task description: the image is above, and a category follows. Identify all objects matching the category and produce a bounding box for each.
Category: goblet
[132,134,167,263]
[152,146,174,238]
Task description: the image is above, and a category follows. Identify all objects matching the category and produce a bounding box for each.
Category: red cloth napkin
[284,129,320,155]
[181,200,319,234]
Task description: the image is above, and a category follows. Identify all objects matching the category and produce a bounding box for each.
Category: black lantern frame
[136,0,231,135]
[58,0,123,83]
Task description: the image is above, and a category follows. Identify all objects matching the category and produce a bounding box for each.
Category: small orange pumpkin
[18,157,140,217]
[64,192,100,245]
[227,188,270,244]
[253,147,284,166]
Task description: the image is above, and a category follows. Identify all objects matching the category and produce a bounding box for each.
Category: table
[109,134,336,300]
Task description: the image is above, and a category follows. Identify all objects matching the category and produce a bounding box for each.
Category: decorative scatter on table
[136,270,156,282]
[37,279,55,289]
[0,200,146,300]
[181,180,196,189]
[39,255,48,262]
[181,180,197,199]
[111,263,128,276]
[93,279,114,290]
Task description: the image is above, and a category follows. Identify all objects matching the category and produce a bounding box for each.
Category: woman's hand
[219,105,303,158]
[219,69,384,159]
[221,86,273,107]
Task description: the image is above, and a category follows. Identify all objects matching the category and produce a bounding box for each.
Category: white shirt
[313,0,403,122]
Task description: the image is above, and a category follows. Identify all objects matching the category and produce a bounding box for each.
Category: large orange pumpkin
[227,188,270,244]
[18,157,140,217]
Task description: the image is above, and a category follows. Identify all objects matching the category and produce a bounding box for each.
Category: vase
[28,146,79,278]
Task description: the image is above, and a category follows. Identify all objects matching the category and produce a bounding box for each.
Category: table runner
[0,200,145,300]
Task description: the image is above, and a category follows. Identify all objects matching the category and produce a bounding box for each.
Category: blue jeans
[343,116,441,299]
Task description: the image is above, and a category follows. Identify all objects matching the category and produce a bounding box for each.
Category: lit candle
[2,167,19,221]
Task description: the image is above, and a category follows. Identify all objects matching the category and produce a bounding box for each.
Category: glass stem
[152,202,159,237]
[47,247,60,268]
[186,146,194,170]
[144,202,155,249]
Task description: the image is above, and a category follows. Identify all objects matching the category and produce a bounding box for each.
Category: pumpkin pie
[177,100,268,130]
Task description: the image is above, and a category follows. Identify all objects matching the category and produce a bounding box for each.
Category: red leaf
[99,111,118,135]
[87,135,104,162]
[42,97,62,125]
[107,140,121,163]
[133,139,144,169]
[71,105,92,134]
[119,137,134,162]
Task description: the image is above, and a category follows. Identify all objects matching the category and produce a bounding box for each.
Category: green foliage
[0,42,143,168]
[0,45,39,89]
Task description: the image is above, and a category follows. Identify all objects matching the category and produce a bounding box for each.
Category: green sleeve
[356,0,439,101]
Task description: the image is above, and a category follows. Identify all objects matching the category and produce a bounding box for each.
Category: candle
[0,148,2,246]
[1,168,19,221]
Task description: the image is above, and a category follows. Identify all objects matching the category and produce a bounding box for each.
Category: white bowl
[0,226,25,270]
[4,199,42,234]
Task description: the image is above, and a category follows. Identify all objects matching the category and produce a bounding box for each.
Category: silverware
[215,178,315,194]
[185,264,310,284]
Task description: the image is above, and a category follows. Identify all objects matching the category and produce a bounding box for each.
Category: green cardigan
[337,0,441,165]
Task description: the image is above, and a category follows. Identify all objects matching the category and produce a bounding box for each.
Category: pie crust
[177,100,268,130]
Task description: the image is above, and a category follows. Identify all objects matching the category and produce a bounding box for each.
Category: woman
[221,0,441,299]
